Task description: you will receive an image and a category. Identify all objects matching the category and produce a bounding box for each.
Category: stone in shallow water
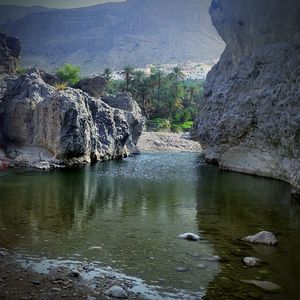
[104,286,128,299]
[178,233,201,241]
[241,280,282,292]
[175,267,190,273]
[243,257,261,267]
[241,231,277,246]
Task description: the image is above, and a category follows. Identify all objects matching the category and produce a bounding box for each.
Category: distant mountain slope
[1,0,225,75]
[0,5,50,26]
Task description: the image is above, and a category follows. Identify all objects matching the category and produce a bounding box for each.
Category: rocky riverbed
[0,249,141,300]
[137,132,202,153]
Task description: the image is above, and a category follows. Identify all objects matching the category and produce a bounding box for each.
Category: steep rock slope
[1,0,224,74]
[0,70,144,169]
[0,32,21,75]
[197,0,300,197]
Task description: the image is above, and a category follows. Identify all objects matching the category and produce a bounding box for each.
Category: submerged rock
[178,233,201,241]
[243,257,261,267]
[196,0,300,196]
[104,286,128,299]
[241,280,282,292]
[69,269,81,278]
[241,231,277,246]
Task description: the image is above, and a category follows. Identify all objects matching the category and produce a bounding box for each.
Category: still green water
[0,153,299,299]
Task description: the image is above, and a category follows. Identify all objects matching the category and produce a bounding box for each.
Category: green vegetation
[56,63,81,86]
[105,66,204,132]
[16,66,28,75]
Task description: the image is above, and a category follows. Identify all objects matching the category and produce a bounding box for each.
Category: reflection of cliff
[195,164,300,299]
[0,153,219,293]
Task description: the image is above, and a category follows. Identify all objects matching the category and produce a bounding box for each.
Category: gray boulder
[0,70,143,168]
[178,232,201,241]
[104,286,128,299]
[243,257,261,267]
[0,33,21,75]
[196,0,300,197]
[75,76,107,98]
[241,280,282,292]
[241,231,277,246]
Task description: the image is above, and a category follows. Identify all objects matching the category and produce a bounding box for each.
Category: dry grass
[54,82,68,91]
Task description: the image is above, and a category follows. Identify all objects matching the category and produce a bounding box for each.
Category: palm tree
[150,68,165,114]
[121,65,135,91]
[136,78,152,118]
[170,66,185,82]
[103,67,113,83]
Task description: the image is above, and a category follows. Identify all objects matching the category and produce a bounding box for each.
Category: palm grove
[54,64,204,132]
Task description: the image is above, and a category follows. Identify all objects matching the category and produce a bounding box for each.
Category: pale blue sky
[0,0,124,9]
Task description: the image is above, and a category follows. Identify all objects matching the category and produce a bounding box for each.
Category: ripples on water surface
[0,153,300,299]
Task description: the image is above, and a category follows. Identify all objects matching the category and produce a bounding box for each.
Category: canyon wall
[197,0,300,196]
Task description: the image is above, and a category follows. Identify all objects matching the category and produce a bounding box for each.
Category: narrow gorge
[197,0,300,197]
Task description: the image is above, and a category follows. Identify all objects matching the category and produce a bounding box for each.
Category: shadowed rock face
[197,0,300,197]
[0,33,21,75]
[0,70,144,169]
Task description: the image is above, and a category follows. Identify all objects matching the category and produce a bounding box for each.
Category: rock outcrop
[197,0,300,197]
[0,70,144,169]
[0,32,21,75]
[75,76,107,98]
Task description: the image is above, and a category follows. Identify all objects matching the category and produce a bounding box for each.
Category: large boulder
[0,33,21,75]
[75,76,107,98]
[0,70,144,169]
[197,0,300,197]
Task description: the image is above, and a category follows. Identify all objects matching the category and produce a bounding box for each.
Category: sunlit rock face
[0,69,144,169]
[197,0,300,197]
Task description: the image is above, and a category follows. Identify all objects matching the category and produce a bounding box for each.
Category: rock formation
[197,0,300,197]
[0,66,144,169]
[0,32,21,75]
[75,76,107,98]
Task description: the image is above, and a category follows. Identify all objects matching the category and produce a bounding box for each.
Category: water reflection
[0,153,218,296]
[196,164,300,299]
[1,153,299,298]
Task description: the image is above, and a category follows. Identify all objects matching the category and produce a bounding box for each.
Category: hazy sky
[0,0,124,9]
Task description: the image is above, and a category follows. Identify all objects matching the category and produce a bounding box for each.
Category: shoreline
[137,131,202,153]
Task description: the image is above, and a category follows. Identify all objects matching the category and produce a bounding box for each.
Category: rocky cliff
[0,35,144,169]
[0,0,224,74]
[197,0,300,197]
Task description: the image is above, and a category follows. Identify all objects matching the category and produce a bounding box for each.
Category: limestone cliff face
[0,70,144,169]
[197,0,300,196]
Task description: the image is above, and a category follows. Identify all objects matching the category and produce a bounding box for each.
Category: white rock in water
[178,233,201,241]
[104,286,128,299]
[241,280,282,292]
[241,231,277,246]
[243,257,261,267]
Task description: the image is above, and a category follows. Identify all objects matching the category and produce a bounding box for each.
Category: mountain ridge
[1,0,225,75]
